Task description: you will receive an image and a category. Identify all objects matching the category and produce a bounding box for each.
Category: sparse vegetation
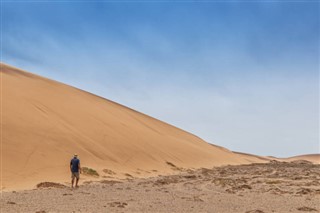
[36,182,66,189]
[82,167,99,177]
[124,173,133,178]
[166,161,184,171]
[166,161,177,167]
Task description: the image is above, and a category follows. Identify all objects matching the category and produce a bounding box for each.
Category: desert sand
[1,63,319,212]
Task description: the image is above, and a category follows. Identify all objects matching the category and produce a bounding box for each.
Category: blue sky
[2,1,319,157]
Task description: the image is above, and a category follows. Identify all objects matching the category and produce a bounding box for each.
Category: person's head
[74,154,78,158]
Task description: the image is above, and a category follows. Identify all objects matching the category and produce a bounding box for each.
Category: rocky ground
[1,161,319,213]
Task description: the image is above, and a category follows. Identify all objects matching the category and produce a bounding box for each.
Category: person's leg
[74,172,80,187]
[75,177,79,187]
[71,173,75,188]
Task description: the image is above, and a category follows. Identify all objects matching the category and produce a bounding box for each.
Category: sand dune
[1,63,318,191]
[284,154,320,164]
[235,152,320,165]
[1,63,251,190]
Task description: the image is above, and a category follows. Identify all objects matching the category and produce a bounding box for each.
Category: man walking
[70,154,81,188]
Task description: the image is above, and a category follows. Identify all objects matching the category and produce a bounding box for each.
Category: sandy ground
[1,161,319,213]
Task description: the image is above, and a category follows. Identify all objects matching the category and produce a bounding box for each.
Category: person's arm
[70,161,72,171]
[79,162,81,173]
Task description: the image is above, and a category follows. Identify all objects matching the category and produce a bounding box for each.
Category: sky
[1,1,319,157]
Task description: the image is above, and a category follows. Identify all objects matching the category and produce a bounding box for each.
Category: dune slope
[2,63,261,190]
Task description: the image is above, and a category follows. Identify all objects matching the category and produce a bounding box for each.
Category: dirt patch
[291,160,313,165]
[245,210,265,213]
[108,201,128,208]
[297,206,318,211]
[154,176,180,186]
[103,169,116,175]
[7,201,16,204]
[100,180,122,185]
[183,175,197,179]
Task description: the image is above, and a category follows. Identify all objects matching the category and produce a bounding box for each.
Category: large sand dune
[1,63,317,191]
[1,63,258,190]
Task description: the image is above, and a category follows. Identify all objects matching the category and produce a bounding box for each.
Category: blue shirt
[70,158,80,172]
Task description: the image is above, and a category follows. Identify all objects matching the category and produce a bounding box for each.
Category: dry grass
[36,182,66,189]
[82,167,99,177]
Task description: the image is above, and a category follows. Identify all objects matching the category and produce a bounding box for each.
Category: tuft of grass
[166,161,184,171]
[82,167,99,177]
[124,173,133,178]
[166,161,177,167]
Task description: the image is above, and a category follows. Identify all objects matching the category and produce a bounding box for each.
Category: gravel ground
[1,161,319,213]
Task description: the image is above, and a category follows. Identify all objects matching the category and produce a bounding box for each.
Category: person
[70,154,81,188]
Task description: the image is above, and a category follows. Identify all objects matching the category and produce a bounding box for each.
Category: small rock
[7,201,16,205]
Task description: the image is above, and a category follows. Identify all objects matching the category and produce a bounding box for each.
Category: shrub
[82,167,99,177]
